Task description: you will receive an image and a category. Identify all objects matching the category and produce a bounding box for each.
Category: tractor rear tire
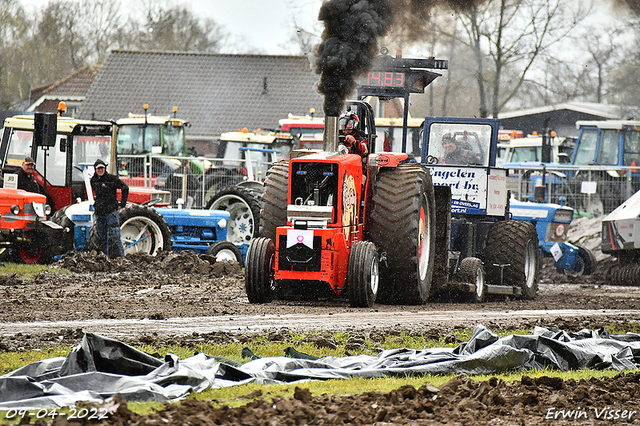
[119,205,172,256]
[456,257,486,303]
[245,237,275,304]
[206,185,264,246]
[89,205,172,257]
[483,220,539,299]
[347,241,379,308]
[370,164,436,305]
[207,241,243,266]
[259,161,289,241]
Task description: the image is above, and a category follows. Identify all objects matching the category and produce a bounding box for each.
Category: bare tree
[80,0,122,64]
[446,0,591,117]
[0,0,30,106]
[136,4,227,53]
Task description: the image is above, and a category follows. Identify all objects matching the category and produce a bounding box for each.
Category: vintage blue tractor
[51,165,246,264]
[509,197,596,276]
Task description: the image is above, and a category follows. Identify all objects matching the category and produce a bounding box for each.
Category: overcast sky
[19,0,324,55]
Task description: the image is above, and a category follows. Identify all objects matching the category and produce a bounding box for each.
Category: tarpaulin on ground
[2,324,640,409]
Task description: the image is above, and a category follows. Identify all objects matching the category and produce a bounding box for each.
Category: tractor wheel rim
[475,266,485,298]
[524,240,537,289]
[211,195,254,245]
[18,247,43,264]
[215,248,237,262]
[370,257,379,296]
[121,216,164,256]
[418,198,431,281]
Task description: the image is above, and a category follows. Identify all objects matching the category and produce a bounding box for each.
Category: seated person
[439,133,480,165]
[17,157,44,194]
[338,112,368,157]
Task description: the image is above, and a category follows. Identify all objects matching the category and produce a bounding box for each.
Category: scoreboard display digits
[366,71,405,87]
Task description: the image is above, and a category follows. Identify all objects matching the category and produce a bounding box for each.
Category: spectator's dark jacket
[17,168,43,194]
[90,172,129,216]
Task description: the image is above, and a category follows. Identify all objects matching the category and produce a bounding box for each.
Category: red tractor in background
[0,107,171,263]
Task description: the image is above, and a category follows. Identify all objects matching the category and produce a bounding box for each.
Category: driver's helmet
[339,112,360,133]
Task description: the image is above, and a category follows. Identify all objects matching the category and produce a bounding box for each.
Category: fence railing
[503,164,640,216]
[117,154,269,208]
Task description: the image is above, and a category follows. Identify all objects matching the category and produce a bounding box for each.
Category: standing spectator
[90,159,129,257]
[17,157,43,194]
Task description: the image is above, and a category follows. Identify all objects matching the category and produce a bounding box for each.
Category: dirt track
[2,250,640,425]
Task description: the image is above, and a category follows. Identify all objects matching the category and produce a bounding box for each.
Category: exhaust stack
[324,116,339,152]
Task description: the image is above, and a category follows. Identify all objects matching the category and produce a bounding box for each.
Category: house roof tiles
[78,50,325,139]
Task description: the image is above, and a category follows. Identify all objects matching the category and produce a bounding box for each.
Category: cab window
[597,129,619,165]
[163,124,185,156]
[573,128,598,165]
[623,130,640,166]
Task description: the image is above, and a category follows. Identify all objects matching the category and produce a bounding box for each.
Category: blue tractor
[51,164,245,264]
[509,198,596,276]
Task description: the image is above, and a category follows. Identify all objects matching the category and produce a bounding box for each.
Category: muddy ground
[2,215,640,425]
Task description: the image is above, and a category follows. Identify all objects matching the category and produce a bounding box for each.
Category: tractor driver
[17,157,44,194]
[439,133,480,165]
[338,112,368,158]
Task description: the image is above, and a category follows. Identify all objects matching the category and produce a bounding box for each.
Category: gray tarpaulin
[1,325,640,409]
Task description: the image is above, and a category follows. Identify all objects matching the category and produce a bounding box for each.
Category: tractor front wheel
[483,220,539,299]
[347,241,379,308]
[456,257,486,303]
[207,241,243,266]
[16,247,44,264]
[245,237,275,304]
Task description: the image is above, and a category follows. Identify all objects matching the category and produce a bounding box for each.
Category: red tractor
[0,188,62,263]
[246,101,434,307]
[246,52,540,307]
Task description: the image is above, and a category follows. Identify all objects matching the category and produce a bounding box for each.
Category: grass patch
[0,262,70,279]
[1,328,637,420]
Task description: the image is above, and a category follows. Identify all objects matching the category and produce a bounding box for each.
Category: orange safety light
[242,128,248,133]
[550,131,557,137]
[57,101,66,116]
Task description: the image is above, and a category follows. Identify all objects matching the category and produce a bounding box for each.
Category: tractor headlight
[217,218,227,229]
[44,204,52,215]
[10,205,20,215]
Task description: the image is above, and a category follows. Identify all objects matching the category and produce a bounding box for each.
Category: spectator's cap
[442,133,456,144]
[94,159,107,169]
[23,157,35,165]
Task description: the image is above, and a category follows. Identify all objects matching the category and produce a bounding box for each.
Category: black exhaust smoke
[315,0,485,117]
[315,0,394,117]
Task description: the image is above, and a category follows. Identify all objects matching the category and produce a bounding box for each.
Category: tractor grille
[278,235,322,272]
